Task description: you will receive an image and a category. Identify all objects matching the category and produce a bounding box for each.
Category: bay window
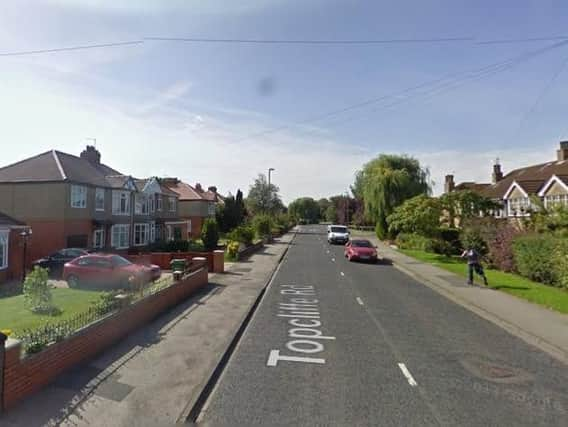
[111,224,129,249]
[134,223,149,246]
[112,191,130,215]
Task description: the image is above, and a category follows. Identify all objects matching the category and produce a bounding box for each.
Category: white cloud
[135,80,193,115]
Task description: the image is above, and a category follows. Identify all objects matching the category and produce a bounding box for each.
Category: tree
[387,195,442,237]
[325,205,337,223]
[440,190,502,227]
[357,155,431,239]
[289,197,321,224]
[329,195,356,225]
[317,198,331,219]
[201,218,220,251]
[216,189,246,232]
[245,174,283,215]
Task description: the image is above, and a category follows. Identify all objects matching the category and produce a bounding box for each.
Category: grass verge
[400,249,568,314]
[0,288,103,334]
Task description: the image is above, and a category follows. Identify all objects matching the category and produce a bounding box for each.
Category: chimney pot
[492,159,503,184]
[444,174,455,193]
[208,186,217,193]
[80,145,101,165]
[558,141,568,161]
[195,183,203,192]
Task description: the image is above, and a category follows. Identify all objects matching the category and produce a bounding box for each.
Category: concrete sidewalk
[1,234,294,427]
[353,232,568,365]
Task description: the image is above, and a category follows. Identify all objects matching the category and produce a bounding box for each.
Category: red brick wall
[126,251,217,272]
[188,216,203,238]
[2,266,208,411]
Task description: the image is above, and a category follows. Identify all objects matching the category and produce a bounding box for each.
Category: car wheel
[67,275,80,289]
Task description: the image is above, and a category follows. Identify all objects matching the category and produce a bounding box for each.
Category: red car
[344,239,378,263]
[63,254,161,289]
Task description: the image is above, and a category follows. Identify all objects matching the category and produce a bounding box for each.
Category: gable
[142,177,162,194]
[509,187,526,199]
[124,178,136,191]
[543,181,568,197]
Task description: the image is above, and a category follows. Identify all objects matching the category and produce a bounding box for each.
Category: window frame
[0,230,8,270]
[95,188,105,211]
[70,185,87,209]
[133,223,149,246]
[93,229,105,249]
[112,190,131,215]
[169,196,176,212]
[111,224,130,249]
[156,194,163,212]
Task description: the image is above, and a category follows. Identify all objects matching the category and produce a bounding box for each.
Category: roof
[454,182,491,193]
[0,149,122,187]
[482,160,568,199]
[162,180,206,201]
[0,211,25,227]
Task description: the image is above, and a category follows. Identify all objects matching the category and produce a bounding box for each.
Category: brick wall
[1,266,208,411]
[126,251,222,273]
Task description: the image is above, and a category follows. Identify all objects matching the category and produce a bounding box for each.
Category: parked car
[32,248,89,278]
[344,239,378,263]
[63,254,161,289]
[327,225,350,244]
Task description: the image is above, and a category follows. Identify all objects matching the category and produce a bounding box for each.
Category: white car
[328,225,350,245]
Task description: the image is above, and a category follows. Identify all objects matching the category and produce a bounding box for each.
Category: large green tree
[439,190,502,227]
[245,174,283,215]
[358,154,431,239]
[216,189,246,232]
[317,198,332,219]
[386,195,442,237]
[289,197,321,224]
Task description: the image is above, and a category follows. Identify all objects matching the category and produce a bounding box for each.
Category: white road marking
[398,363,418,387]
[340,272,345,277]
[331,258,335,262]
[356,297,364,305]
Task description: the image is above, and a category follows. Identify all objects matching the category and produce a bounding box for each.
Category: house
[0,211,30,284]
[0,145,187,263]
[161,179,223,238]
[445,141,568,218]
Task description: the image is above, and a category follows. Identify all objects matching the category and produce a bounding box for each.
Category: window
[134,223,149,246]
[112,191,130,215]
[149,196,155,213]
[508,197,530,216]
[169,197,176,212]
[157,195,163,211]
[149,222,156,243]
[111,224,129,249]
[95,188,105,211]
[111,255,132,266]
[71,185,87,208]
[93,229,105,249]
[208,202,216,216]
[545,194,568,208]
[0,231,8,270]
[135,194,149,215]
[166,225,173,241]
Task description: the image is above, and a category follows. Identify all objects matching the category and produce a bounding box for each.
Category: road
[197,225,568,427]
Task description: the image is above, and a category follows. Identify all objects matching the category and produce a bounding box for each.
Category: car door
[344,241,351,257]
[74,256,99,284]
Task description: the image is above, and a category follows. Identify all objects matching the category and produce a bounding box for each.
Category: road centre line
[356,297,364,306]
[340,271,345,276]
[398,363,418,387]
[331,258,335,262]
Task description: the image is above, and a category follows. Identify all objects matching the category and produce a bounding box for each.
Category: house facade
[445,141,568,219]
[161,179,223,238]
[0,146,187,263]
[0,212,30,284]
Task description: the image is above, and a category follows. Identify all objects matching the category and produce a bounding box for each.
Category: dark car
[63,254,161,289]
[32,248,89,278]
[344,239,378,263]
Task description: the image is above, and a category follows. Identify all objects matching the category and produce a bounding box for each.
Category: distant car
[32,248,90,278]
[63,254,161,289]
[327,225,350,245]
[344,239,378,262]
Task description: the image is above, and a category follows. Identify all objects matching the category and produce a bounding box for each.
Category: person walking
[461,247,489,286]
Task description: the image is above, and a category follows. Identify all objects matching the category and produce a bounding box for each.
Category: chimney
[80,145,101,165]
[207,186,217,194]
[492,158,503,184]
[444,174,455,193]
[195,183,203,192]
[161,177,179,185]
[557,141,568,161]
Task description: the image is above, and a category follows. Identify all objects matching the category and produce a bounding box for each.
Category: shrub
[438,227,461,254]
[252,214,273,238]
[460,228,488,256]
[427,239,456,257]
[23,267,60,315]
[487,224,520,272]
[395,233,432,251]
[226,241,240,259]
[228,225,255,246]
[375,221,388,240]
[553,240,568,289]
[512,235,558,285]
[201,218,220,251]
[1,329,13,337]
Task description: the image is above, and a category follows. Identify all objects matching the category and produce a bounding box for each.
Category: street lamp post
[20,228,32,282]
[267,168,275,212]
[268,168,275,187]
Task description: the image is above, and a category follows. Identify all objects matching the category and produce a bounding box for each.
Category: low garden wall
[127,251,224,273]
[1,265,208,411]
[237,241,265,260]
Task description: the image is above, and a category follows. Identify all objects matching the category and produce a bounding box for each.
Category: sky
[1,0,568,202]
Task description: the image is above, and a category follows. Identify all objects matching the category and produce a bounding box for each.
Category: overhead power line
[0,40,143,57]
[477,36,568,45]
[145,36,474,45]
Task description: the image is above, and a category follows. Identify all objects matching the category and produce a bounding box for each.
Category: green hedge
[228,225,255,246]
[512,235,568,288]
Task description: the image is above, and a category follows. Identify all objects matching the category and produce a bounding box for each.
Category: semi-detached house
[0,146,187,264]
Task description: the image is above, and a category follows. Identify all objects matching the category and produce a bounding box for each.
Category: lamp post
[20,228,32,281]
[267,168,275,212]
[268,168,275,187]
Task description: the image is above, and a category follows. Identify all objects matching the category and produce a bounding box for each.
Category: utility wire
[145,36,474,45]
[0,40,143,57]
[232,40,568,142]
[477,36,568,45]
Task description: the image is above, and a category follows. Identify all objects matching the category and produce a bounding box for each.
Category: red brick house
[0,146,186,263]
[0,212,30,284]
[445,141,568,218]
[161,179,224,238]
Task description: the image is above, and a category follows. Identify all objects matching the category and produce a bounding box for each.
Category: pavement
[351,230,568,365]
[198,225,568,427]
[0,234,293,427]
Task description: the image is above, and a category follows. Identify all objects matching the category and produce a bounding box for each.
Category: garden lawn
[400,249,568,315]
[0,288,102,335]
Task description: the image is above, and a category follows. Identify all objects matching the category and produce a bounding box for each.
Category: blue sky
[2,0,568,201]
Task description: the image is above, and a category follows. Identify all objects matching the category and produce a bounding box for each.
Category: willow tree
[359,155,431,239]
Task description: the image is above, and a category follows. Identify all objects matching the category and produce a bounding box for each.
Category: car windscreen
[352,240,372,248]
[331,227,347,233]
[111,255,132,266]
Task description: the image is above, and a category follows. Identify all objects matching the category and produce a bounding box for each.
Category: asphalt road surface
[198,225,568,427]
